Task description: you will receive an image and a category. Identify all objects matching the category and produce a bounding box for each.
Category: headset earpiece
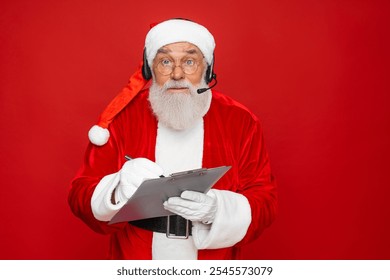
[142,48,152,80]
[205,54,215,84]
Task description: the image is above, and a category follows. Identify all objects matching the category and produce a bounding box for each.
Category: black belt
[129,215,192,239]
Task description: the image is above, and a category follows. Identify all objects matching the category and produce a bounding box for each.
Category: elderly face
[148,42,211,130]
[151,42,206,93]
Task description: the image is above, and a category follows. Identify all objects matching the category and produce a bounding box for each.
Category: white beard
[148,79,212,130]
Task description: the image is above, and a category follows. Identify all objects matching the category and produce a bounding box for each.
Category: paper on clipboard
[109,165,231,224]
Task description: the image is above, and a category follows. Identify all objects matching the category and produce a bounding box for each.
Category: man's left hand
[163,190,217,224]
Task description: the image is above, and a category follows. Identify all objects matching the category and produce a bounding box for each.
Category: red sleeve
[68,132,128,235]
[68,91,156,235]
[236,117,278,245]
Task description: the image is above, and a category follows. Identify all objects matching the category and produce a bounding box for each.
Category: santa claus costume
[68,19,277,260]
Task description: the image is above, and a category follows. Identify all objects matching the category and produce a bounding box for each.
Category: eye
[161,59,173,66]
[184,59,195,66]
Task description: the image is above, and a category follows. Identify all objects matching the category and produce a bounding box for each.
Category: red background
[1,0,389,259]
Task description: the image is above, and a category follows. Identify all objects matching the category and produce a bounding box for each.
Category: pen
[124,155,165,177]
[124,155,133,161]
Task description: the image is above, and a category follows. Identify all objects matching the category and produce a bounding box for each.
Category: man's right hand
[114,158,164,204]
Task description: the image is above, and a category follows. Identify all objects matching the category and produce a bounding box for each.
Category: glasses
[156,58,200,75]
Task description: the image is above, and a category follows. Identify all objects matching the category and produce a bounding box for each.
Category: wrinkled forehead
[155,42,204,58]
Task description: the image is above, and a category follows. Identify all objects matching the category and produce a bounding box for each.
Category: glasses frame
[155,57,201,76]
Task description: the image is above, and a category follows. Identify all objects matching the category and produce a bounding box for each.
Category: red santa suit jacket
[68,90,277,259]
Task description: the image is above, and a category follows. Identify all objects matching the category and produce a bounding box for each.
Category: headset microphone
[197,74,217,94]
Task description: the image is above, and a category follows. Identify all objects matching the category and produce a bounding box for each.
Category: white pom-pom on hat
[88,125,110,146]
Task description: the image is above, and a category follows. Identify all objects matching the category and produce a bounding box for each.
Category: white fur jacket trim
[192,189,251,249]
[91,172,123,221]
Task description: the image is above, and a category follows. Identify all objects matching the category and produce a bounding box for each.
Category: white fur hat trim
[145,19,215,67]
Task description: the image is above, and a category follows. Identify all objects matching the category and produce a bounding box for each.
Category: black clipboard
[108,166,231,224]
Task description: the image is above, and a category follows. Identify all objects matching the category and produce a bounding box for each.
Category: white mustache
[162,80,192,90]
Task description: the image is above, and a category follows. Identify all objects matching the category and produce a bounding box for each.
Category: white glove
[114,158,164,204]
[163,190,217,224]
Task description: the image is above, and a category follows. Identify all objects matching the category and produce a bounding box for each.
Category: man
[69,18,277,260]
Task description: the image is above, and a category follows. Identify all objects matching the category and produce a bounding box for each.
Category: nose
[170,64,185,80]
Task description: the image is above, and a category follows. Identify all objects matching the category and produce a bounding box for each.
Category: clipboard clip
[166,215,190,239]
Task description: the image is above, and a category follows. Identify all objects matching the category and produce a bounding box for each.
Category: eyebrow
[156,48,200,55]
[186,49,199,55]
[156,48,169,54]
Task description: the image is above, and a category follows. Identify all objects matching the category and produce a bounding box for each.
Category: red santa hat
[88,62,147,146]
[88,19,215,146]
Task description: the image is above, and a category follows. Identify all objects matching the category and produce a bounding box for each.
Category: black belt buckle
[166,215,190,239]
